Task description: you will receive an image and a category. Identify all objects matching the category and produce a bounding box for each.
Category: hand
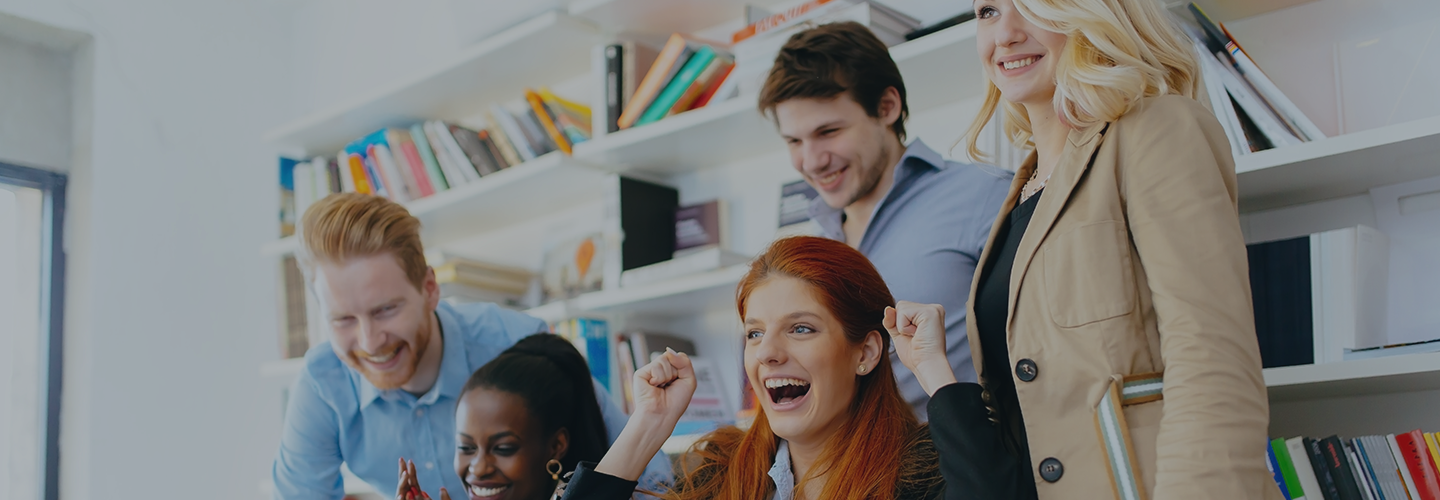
[595,348,695,481]
[885,302,957,396]
[630,348,697,425]
[395,458,450,500]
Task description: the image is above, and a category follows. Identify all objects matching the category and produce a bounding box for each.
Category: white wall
[0,20,73,171]
[0,2,292,499]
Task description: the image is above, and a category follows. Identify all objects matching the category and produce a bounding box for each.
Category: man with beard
[270,193,669,499]
[758,22,1011,418]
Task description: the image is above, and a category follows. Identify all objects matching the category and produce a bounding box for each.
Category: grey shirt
[809,139,1011,419]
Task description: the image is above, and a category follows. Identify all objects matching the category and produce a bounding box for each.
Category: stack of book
[614,331,697,413]
[1266,430,1440,500]
[728,0,921,98]
[1180,3,1326,156]
[429,253,535,309]
[277,255,315,358]
[552,317,615,395]
[601,33,738,134]
[278,88,592,233]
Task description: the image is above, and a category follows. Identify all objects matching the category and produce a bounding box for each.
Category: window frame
[0,161,66,500]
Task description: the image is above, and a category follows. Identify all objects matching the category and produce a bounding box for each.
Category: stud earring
[546,459,562,481]
[858,364,866,374]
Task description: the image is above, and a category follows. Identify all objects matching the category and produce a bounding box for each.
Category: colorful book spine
[408,123,449,192]
[1274,438,1309,500]
[668,56,730,116]
[690,61,736,109]
[525,89,572,155]
[1308,437,1344,500]
[1397,431,1440,500]
[346,153,372,194]
[637,45,717,126]
[1389,434,1422,500]
[1271,442,1294,500]
[1287,437,1327,500]
[618,33,691,129]
[488,105,538,161]
[484,114,525,166]
[386,128,434,197]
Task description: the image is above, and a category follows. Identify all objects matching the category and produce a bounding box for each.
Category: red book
[1398,430,1440,500]
[389,129,434,197]
[690,62,735,109]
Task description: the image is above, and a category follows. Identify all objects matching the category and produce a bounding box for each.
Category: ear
[877,86,903,128]
[859,329,885,375]
[422,266,441,312]
[549,428,570,461]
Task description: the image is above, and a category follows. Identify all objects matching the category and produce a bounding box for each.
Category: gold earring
[546,459,562,481]
[859,364,866,374]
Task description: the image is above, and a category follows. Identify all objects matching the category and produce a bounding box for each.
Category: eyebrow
[366,298,404,316]
[781,120,846,141]
[486,431,518,442]
[745,311,824,326]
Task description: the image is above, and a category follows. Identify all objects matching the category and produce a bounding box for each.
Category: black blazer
[558,383,1019,500]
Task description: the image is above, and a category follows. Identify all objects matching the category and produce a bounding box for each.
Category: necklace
[1020,166,1048,204]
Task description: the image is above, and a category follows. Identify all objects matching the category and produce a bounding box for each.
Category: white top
[768,440,795,500]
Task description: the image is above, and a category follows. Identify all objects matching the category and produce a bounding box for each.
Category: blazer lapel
[1005,124,1108,333]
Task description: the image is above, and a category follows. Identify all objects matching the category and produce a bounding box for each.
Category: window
[0,162,66,500]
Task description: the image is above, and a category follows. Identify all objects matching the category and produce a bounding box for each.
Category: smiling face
[454,388,566,500]
[313,253,439,390]
[975,0,1069,108]
[743,276,878,445]
[775,91,902,211]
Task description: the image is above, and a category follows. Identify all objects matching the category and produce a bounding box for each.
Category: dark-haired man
[758,21,1012,418]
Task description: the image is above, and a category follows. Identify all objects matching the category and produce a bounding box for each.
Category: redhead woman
[891,0,1282,499]
[555,236,1013,500]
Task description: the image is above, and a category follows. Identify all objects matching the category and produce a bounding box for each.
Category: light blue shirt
[809,139,1012,419]
[767,440,795,500]
[271,301,672,499]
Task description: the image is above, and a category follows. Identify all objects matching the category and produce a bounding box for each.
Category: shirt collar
[768,439,795,500]
[356,304,470,410]
[807,139,947,241]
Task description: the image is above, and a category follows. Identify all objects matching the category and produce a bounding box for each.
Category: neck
[400,311,444,395]
[786,427,838,500]
[1023,101,1069,177]
[841,135,905,245]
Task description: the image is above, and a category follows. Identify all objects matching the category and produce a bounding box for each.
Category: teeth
[817,170,841,184]
[765,378,810,389]
[1003,56,1037,70]
[470,485,509,497]
[363,347,398,363]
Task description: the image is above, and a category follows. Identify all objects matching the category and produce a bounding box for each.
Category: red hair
[666,236,932,500]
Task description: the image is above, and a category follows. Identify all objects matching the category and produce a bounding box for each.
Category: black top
[972,188,1044,499]
[558,383,1020,500]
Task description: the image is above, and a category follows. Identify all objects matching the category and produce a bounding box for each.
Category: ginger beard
[343,311,433,390]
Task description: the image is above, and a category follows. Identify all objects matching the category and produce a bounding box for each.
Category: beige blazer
[965,95,1284,499]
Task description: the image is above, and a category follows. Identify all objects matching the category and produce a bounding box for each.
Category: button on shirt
[271,301,672,499]
[809,139,1012,419]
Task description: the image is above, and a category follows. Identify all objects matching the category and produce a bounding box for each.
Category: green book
[409,123,449,191]
[635,45,717,126]
[1271,438,1308,500]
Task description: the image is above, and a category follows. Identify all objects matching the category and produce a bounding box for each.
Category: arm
[927,383,1022,500]
[593,379,675,490]
[271,374,345,500]
[1120,97,1271,497]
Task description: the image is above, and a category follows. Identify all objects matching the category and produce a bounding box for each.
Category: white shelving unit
[1264,352,1440,403]
[526,264,749,323]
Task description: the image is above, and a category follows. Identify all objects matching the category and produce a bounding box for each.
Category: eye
[331,316,356,328]
[791,324,817,334]
[977,6,998,19]
[492,444,519,457]
[745,329,764,340]
[819,128,838,136]
[457,444,477,455]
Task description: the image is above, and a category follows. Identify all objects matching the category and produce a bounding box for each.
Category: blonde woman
[888,0,1284,498]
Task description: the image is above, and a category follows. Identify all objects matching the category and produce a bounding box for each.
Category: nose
[994,11,1028,48]
[795,140,831,176]
[753,329,789,367]
[357,319,386,354]
[467,453,495,480]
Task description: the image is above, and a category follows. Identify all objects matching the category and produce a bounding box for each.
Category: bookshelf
[1265,352,1440,402]
[258,0,1440,494]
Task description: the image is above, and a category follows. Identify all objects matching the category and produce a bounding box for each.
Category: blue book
[1268,441,1293,500]
[579,318,613,393]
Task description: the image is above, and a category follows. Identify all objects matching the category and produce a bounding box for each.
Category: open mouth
[811,166,847,191]
[468,484,510,499]
[764,377,812,410]
[358,344,404,370]
[1000,55,1041,71]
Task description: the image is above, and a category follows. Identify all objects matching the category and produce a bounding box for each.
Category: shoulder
[440,301,549,345]
[1113,94,1221,142]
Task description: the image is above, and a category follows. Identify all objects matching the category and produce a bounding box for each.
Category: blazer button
[1015,359,1038,382]
[1039,457,1064,483]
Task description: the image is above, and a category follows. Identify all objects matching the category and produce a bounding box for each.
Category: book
[1396,430,1440,500]
[279,255,309,358]
[1189,4,1325,142]
[538,89,593,146]
[438,282,526,310]
[1359,435,1406,500]
[346,152,373,194]
[386,128,435,198]
[1346,440,1378,500]
[476,129,511,170]
[1271,443,1294,500]
[433,261,533,296]
[620,247,749,287]
[487,106,537,162]
[668,56,733,116]
[637,45,718,126]
[279,157,300,237]
[511,102,559,156]
[420,122,466,188]
[324,157,342,194]
[1289,438,1328,500]
[618,33,698,129]
[690,61,736,110]
[1344,338,1440,361]
[1322,436,1366,500]
[1193,38,1248,157]
[675,199,727,254]
[732,0,844,44]
[409,123,450,191]
[429,120,483,184]
[292,160,315,228]
[371,143,414,202]
[1388,434,1423,500]
[360,152,388,198]
[679,356,732,423]
[448,124,502,176]
[1275,438,1310,500]
[1308,437,1344,500]
[625,331,696,366]
[525,88,572,155]
[1427,433,1440,482]
[779,179,820,227]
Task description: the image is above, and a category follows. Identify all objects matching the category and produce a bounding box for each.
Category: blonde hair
[299,193,427,290]
[963,0,1200,160]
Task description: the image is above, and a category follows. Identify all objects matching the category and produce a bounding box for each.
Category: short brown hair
[758,21,909,141]
[300,193,427,290]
